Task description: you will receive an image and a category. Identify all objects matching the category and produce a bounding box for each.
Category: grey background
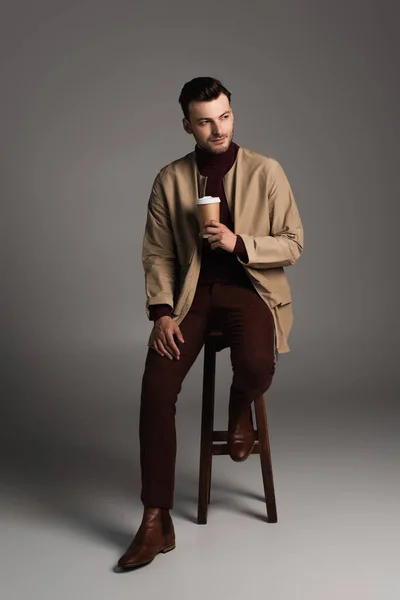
[2,1,399,598]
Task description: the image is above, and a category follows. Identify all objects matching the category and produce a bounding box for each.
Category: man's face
[183,93,234,154]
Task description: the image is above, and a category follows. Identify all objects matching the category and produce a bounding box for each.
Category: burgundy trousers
[139,282,276,509]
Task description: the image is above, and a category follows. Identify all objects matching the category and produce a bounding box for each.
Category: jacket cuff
[149,304,172,321]
[233,235,249,263]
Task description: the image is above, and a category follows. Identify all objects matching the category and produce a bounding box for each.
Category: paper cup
[196,196,221,238]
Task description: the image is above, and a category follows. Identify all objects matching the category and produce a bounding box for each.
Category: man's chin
[206,141,230,154]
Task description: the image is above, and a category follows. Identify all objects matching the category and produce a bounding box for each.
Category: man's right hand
[149,316,185,360]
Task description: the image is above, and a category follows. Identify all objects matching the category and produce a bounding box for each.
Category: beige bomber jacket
[142,146,304,355]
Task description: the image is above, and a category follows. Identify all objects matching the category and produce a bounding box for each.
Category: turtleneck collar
[195,140,239,169]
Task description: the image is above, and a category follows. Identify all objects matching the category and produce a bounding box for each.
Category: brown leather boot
[117,507,175,570]
[227,403,256,462]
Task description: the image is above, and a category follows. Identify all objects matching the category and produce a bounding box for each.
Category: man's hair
[178,77,232,120]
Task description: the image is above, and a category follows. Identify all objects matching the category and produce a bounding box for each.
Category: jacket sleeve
[238,161,304,269]
[149,303,173,321]
[233,235,249,263]
[142,173,177,317]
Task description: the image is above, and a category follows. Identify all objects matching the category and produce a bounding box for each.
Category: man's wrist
[156,314,172,323]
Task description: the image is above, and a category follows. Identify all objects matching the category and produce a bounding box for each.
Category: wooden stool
[197,329,278,525]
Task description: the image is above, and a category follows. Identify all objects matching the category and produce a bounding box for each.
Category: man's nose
[211,123,222,136]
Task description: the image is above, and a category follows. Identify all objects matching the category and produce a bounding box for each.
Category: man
[117,77,304,570]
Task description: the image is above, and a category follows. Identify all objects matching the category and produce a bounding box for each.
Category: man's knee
[234,353,276,395]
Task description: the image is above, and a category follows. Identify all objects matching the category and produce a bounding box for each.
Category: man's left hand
[202,220,237,253]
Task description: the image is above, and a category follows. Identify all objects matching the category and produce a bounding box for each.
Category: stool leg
[254,395,278,523]
[208,460,212,505]
[198,342,216,524]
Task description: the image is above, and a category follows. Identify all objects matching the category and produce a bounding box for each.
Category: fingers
[152,331,182,360]
[151,320,185,360]
[202,221,221,237]
[208,234,221,244]
[166,330,180,360]
[152,339,165,357]
[203,226,220,236]
[174,325,185,344]
[208,233,222,249]
[152,342,164,357]
[154,339,174,360]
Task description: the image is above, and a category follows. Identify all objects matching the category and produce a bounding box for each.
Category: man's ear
[183,118,192,135]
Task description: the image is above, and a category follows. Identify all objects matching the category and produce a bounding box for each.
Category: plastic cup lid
[196,196,221,205]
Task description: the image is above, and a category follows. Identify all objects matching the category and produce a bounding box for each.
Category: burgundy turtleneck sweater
[149,141,250,321]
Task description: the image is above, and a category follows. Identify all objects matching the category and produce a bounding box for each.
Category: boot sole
[117,543,176,570]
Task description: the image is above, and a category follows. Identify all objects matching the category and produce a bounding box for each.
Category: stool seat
[197,329,277,524]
